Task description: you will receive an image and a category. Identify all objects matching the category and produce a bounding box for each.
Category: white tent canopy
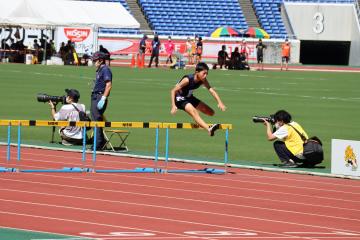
[0,0,140,29]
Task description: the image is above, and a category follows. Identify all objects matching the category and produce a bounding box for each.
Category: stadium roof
[0,0,140,29]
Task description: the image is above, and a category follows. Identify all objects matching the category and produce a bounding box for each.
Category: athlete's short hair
[195,62,209,72]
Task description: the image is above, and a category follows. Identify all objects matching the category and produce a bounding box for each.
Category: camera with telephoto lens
[37,93,66,104]
[252,115,275,124]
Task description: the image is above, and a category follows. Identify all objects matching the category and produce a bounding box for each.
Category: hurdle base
[0,167,19,172]
[20,167,94,173]
[165,168,225,174]
[95,167,157,173]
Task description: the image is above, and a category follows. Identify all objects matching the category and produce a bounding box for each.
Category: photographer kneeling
[263,110,308,168]
[49,89,86,146]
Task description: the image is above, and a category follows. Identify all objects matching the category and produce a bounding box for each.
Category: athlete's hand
[171,106,177,115]
[97,96,107,110]
[218,102,226,111]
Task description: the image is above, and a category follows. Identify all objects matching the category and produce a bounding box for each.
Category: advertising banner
[98,37,259,61]
[0,27,54,47]
[55,27,94,54]
[331,139,360,177]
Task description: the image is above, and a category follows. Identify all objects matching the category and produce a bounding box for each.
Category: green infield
[0,64,359,170]
[0,227,92,240]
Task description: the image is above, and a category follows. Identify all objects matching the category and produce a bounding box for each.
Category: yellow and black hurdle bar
[0,120,232,174]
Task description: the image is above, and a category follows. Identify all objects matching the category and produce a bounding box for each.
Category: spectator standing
[185,37,193,65]
[240,39,248,60]
[32,39,40,64]
[196,37,203,64]
[281,39,291,71]
[148,34,161,68]
[138,34,148,66]
[256,38,267,70]
[90,51,113,150]
[64,40,74,65]
[59,42,66,62]
[165,36,175,64]
[49,40,56,58]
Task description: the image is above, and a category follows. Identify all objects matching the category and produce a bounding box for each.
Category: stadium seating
[253,0,287,39]
[95,0,356,38]
[138,0,248,36]
[88,0,143,35]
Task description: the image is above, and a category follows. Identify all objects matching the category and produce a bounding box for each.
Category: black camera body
[37,93,66,104]
[252,115,275,124]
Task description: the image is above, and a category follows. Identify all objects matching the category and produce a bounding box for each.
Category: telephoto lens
[36,93,66,104]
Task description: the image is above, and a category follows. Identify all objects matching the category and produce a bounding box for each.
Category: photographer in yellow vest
[263,110,308,168]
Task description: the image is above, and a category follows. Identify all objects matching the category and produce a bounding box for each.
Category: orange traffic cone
[141,54,145,68]
[130,54,136,68]
[137,54,141,68]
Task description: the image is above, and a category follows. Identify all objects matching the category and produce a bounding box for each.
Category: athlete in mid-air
[170,62,226,136]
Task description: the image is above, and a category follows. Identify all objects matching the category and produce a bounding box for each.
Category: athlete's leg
[184,103,210,131]
[196,101,215,116]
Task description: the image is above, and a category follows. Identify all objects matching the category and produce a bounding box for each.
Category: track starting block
[0,167,18,172]
[165,168,225,174]
[95,167,157,173]
[20,167,94,173]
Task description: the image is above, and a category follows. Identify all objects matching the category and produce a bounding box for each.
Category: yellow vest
[284,122,308,156]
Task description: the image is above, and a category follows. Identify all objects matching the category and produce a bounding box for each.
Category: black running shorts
[175,95,201,110]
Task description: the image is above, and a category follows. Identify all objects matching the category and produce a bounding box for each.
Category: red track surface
[0,146,360,240]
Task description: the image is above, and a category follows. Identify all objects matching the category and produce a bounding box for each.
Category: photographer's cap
[65,89,80,101]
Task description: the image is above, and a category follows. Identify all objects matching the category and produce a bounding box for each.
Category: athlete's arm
[203,80,226,111]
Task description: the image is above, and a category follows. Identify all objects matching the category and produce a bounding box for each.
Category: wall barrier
[0,120,232,174]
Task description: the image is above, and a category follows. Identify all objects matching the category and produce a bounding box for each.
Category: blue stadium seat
[138,0,248,36]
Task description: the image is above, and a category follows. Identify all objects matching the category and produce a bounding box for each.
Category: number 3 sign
[313,12,325,34]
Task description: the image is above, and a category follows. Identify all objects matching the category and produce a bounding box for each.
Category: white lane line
[0,179,359,234]
[0,211,212,240]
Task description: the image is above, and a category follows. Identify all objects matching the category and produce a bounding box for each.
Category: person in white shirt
[48,89,86,146]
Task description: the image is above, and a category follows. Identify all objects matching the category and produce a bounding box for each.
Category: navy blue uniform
[91,64,112,148]
[148,37,160,67]
[175,74,202,110]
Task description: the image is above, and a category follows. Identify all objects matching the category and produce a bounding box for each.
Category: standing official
[281,39,291,71]
[148,34,161,68]
[90,51,112,150]
[256,39,267,70]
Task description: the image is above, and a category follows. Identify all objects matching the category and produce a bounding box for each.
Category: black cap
[65,89,80,101]
[91,51,107,61]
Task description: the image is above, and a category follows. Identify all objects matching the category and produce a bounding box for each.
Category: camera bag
[288,124,324,166]
[72,104,91,130]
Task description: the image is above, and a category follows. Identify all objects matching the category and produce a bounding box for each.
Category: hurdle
[0,120,232,173]
[161,123,232,174]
